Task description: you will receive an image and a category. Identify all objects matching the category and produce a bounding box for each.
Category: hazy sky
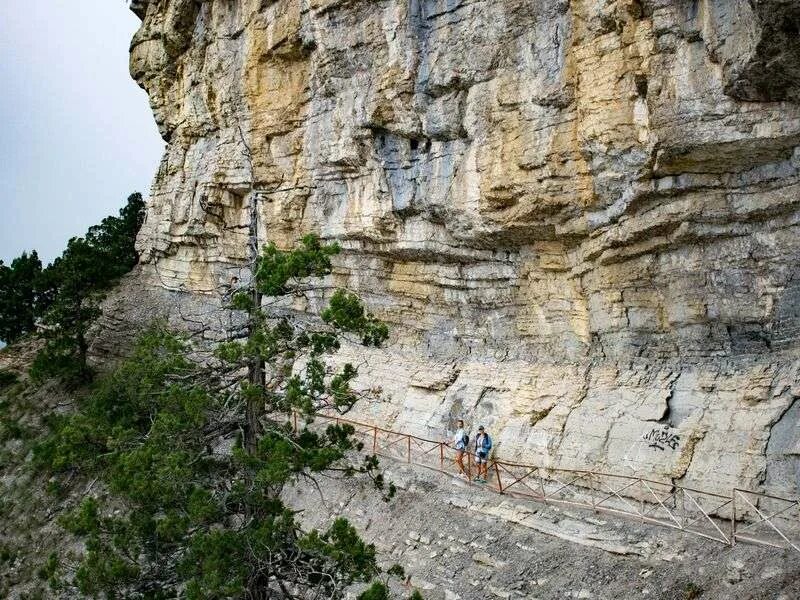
[0,0,164,265]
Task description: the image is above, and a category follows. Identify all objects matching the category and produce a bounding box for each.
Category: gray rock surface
[108,0,800,498]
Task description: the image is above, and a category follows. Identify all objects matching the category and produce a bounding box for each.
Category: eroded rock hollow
[116,0,800,498]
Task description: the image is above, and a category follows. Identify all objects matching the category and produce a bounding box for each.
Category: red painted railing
[297,412,800,553]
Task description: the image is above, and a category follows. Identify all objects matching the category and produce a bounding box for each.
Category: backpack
[462,432,470,448]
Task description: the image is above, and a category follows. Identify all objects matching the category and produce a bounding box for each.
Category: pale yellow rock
[111,0,800,499]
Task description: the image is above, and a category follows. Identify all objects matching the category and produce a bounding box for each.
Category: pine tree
[0,193,146,351]
[0,250,44,343]
[30,193,146,383]
[35,235,413,598]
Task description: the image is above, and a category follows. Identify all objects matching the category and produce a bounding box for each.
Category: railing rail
[299,412,800,553]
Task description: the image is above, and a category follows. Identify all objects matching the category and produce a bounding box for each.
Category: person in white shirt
[452,419,469,480]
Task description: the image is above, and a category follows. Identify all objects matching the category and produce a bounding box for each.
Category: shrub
[0,369,18,390]
[36,235,403,598]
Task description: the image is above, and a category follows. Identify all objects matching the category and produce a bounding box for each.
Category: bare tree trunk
[76,304,90,381]
[244,191,263,456]
[244,338,264,455]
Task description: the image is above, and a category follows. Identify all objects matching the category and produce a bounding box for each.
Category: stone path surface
[285,460,800,600]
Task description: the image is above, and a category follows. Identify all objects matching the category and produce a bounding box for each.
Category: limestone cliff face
[121,0,800,497]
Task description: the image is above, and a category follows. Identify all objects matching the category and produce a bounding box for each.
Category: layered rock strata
[116,0,800,498]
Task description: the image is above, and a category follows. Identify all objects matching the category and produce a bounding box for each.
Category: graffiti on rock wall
[642,425,681,451]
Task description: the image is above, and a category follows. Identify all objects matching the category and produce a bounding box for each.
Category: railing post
[292,411,298,433]
[407,436,411,463]
[494,461,503,494]
[589,472,596,512]
[467,452,472,480]
[639,480,644,522]
[731,489,737,547]
[439,442,444,469]
[539,470,546,502]
[372,427,377,454]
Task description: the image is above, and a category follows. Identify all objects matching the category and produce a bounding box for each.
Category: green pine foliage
[37,326,380,596]
[0,369,19,390]
[322,290,389,347]
[28,193,146,383]
[0,193,145,354]
[35,235,417,598]
[357,582,422,600]
[0,251,45,343]
[359,582,391,600]
[254,234,340,296]
[36,552,61,591]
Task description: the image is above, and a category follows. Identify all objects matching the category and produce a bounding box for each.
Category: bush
[0,415,30,443]
[684,582,703,599]
[36,552,60,590]
[0,369,18,390]
[359,582,390,600]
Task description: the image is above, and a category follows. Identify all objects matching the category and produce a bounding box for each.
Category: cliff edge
[106,0,800,499]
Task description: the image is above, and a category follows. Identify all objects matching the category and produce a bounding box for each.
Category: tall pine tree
[35,235,416,598]
[0,250,44,343]
[30,193,146,382]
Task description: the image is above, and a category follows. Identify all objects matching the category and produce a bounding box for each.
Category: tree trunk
[244,190,264,457]
[76,313,90,381]
[244,340,264,455]
[77,331,87,369]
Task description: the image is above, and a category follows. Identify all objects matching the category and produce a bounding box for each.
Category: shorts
[475,451,488,465]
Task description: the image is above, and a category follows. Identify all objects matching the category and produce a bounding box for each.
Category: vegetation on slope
[1,229,419,598]
[0,192,145,383]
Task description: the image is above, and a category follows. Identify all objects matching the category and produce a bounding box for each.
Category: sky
[0,0,165,265]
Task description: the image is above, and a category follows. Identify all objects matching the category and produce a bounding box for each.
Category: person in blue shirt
[473,425,492,483]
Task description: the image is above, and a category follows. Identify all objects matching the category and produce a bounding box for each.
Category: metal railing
[298,412,800,553]
[732,489,800,552]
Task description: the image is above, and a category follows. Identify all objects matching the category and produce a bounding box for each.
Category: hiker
[473,425,492,483]
[221,275,240,301]
[452,419,469,480]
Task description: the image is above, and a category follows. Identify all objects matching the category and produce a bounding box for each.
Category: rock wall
[120,0,800,497]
